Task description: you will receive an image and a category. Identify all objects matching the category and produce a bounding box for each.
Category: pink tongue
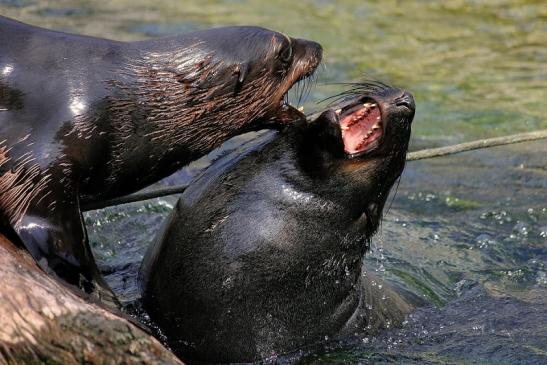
[340,106,382,154]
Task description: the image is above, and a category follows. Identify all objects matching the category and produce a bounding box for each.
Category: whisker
[317,76,396,105]
[321,62,327,73]
[385,171,402,218]
[297,79,304,106]
[302,77,312,106]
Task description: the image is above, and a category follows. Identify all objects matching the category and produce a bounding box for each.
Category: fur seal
[140,82,416,363]
[0,15,322,305]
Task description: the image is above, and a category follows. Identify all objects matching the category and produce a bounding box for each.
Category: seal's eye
[279,44,293,67]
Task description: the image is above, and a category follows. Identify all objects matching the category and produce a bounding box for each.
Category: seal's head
[336,83,415,158]
[299,81,415,236]
[126,26,322,157]
[139,82,416,363]
[184,26,323,125]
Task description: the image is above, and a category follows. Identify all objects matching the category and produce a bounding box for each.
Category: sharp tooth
[372,123,380,130]
[376,116,381,121]
[335,108,342,115]
[341,126,349,130]
[364,103,372,108]
[297,106,304,112]
[371,103,377,108]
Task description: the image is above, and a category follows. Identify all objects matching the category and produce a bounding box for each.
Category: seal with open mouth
[140,82,416,363]
[0,15,321,306]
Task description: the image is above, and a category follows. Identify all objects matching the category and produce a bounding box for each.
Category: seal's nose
[294,38,323,69]
[395,92,415,113]
[306,40,323,62]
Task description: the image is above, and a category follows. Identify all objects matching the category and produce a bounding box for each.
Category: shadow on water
[2,0,545,363]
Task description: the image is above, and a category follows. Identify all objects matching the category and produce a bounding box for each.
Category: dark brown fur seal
[140,82,416,363]
[0,15,322,306]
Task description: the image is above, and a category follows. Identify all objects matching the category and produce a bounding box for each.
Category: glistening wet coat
[139,84,416,363]
[36,1,545,363]
[0,15,321,305]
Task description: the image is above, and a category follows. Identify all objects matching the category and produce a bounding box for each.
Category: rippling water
[84,139,547,365]
[2,1,545,364]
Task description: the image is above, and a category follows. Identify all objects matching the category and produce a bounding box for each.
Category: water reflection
[2,64,14,76]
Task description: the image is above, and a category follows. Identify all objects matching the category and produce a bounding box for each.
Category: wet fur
[140,86,416,363]
[0,15,321,304]
[0,139,51,228]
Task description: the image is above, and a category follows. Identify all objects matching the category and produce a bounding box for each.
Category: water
[2,1,545,364]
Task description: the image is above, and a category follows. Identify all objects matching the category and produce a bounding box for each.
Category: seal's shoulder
[180,130,278,206]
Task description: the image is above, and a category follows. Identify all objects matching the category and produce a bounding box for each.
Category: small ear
[234,63,249,95]
[295,109,344,176]
[305,109,344,155]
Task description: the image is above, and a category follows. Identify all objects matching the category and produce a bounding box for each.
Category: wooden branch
[82,185,190,211]
[406,130,547,161]
[0,234,184,365]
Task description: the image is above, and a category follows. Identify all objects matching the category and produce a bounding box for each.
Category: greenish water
[2,1,545,364]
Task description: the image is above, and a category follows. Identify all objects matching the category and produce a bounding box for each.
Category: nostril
[395,92,415,111]
[397,100,413,109]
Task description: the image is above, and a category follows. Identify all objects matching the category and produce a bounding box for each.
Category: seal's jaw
[258,80,313,128]
[265,37,322,126]
[339,100,384,157]
[273,67,321,124]
[276,103,307,123]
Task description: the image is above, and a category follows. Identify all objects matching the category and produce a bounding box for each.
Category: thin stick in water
[83,129,547,211]
[406,130,547,161]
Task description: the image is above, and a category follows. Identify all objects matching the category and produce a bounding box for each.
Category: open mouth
[278,102,306,121]
[276,72,317,123]
[337,99,383,158]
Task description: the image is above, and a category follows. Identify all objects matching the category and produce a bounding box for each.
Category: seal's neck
[97,53,278,197]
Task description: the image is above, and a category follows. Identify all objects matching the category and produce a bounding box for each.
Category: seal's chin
[274,67,320,124]
[240,81,312,132]
[279,103,306,120]
[338,100,384,158]
[268,90,308,125]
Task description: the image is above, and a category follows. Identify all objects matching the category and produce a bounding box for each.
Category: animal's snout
[395,91,415,113]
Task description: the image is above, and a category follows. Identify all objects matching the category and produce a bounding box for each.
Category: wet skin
[140,83,416,363]
[0,15,321,306]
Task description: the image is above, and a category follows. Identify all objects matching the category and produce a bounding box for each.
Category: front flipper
[15,192,120,309]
